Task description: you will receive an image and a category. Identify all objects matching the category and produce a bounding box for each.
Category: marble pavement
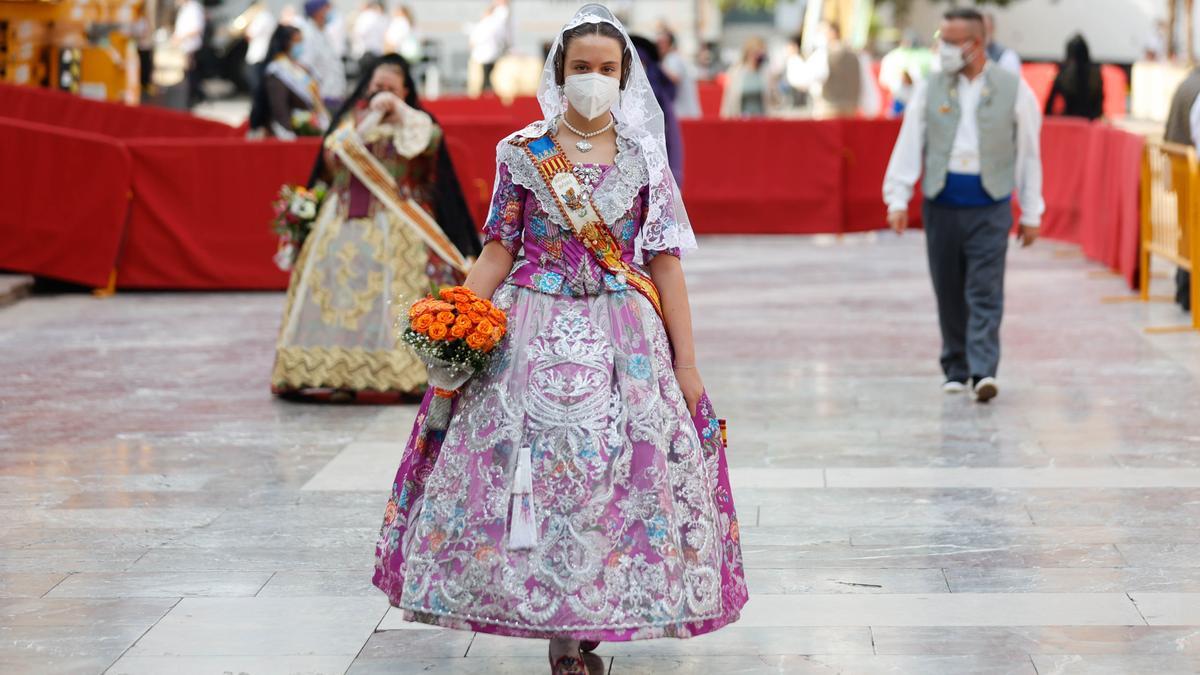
[2,233,1199,674]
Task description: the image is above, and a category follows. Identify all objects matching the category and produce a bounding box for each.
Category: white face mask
[937,41,971,74]
[563,73,620,121]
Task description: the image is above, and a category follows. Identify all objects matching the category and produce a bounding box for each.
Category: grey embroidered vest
[922,66,1020,201]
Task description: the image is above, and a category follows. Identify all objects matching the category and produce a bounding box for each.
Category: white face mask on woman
[564,73,620,120]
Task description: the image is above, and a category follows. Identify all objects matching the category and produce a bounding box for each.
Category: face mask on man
[564,73,620,120]
[937,40,973,74]
[290,43,305,61]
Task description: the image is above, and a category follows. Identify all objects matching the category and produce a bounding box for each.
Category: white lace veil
[513,2,696,257]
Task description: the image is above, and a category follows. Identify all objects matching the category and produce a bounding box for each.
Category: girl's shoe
[580,640,601,653]
[549,654,588,675]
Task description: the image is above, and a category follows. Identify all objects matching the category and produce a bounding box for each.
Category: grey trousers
[922,199,1011,382]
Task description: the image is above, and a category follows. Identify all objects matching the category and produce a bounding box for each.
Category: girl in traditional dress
[248,25,328,139]
[272,54,482,403]
[372,6,746,673]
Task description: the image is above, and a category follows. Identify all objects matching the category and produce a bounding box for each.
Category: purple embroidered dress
[371,127,747,641]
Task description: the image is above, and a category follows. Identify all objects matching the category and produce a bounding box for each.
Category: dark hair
[304,53,483,259]
[659,30,676,48]
[248,25,301,131]
[308,53,421,185]
[943,8,985,39]
[1063,33,1096,95]
[552,21,633,89]
[943,7,985,23]
[265,24,300,64]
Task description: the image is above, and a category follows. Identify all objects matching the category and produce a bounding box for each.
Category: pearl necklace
[560,114,614,153]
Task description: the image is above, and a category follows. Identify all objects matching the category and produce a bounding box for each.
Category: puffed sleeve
[638,168,696,262]
[482,162,526,256]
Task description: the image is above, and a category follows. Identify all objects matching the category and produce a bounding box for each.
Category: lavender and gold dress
[373,132,747,641]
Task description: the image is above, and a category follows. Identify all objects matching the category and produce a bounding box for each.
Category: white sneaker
[973,377,999,403]
[943,381,967,394]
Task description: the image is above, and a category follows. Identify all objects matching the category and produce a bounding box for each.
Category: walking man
[882,7,1044,403]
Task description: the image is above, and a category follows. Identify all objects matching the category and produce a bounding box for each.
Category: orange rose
[436,311,455,324]
[438,287,457,301]
[489,308,506,324]
[466,333,487,350]
[432,301,454,313]
[456,302,471,315]
[412,314,434,332]
[491,327,505,342]
[468,312,484,324]
[475,319,494,336]
[450,324,469,339]
[471,300,489,313]
[428,322,449,341]
[409,299,432,319]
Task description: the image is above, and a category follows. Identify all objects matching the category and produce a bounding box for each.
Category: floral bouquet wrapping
[270,182,327,271]
[401,286,507,431]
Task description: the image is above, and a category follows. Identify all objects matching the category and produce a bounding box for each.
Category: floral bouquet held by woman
[399,286,507,431]
[269,182,327,271]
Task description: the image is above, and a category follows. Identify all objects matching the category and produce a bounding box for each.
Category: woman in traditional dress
[271,54,482,403]
[248,25,327,139]
[372,6,747,673]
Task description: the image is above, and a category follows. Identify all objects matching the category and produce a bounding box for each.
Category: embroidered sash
[515,133,664,319]
[329,122,470,275]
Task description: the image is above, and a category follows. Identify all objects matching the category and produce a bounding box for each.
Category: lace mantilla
[496,121,695,257]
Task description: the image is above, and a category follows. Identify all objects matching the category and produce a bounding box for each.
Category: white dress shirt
[299,17,347,100]
[245,9,277,65]
[351,7,389,60]
[469,5,511,65]
[173,0,205,56]
[883,65,1045,227]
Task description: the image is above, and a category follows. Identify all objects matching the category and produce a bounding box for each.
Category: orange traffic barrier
[1140,139,1199,332]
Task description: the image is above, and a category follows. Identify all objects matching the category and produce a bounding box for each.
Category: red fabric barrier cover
[681,119,844,233]
[441,118,529,224]
[0,118,131,287]
[842,118,922,232]
[0,83,238,139]
[117,138,320,289]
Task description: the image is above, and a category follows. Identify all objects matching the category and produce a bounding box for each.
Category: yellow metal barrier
[1140,139,1199,332]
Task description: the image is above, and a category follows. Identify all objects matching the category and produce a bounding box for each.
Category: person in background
[351,1,389,71]
[469,0,513,93]
[633,34,685,185]
[806,21,878,119]
[1163,65,1200,313]
[1044,34,1104,121]
[782,35,811,110]
[131,10,156,95]
[720,36,772,118]
[248,25,328,139]
[172,0,206,107]
[298,0,348,109]
[983,12,1021,75]
[657,28,701,119]
[697,40,724,81]
[386,5,421,62]
[273,53,482,402]
[240,1,277,94]
[879,30,932,118]
[883,8,1044,404]
[1144,18,1169,61]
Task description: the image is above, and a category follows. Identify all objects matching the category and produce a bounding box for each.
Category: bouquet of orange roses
[401,286,507,431]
